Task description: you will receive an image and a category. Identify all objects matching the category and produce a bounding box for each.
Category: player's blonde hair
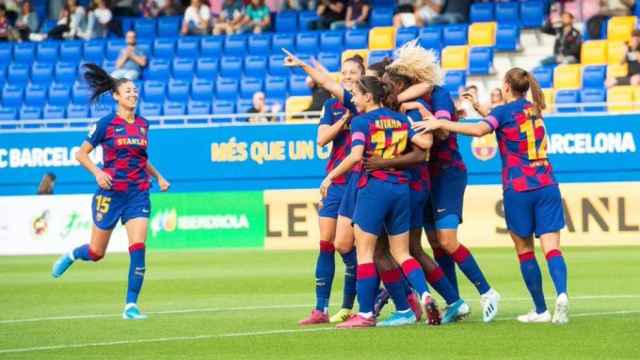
[388,40,443,87]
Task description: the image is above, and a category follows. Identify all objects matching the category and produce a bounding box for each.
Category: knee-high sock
[315,240,335,313]
[400,259,430,299]
[427,266,460,305]
[545,249,568,296]
[519,251,547,314]
[433,247,458,297]
[71,244,102,261]
[451,245,491,295]
[380,268,410,312]
[356,263,379,317]
[126,243,146,305]
[340,247,357,309]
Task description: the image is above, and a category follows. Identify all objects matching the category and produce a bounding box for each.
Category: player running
[414,67,569,324]
[51,64,170,320]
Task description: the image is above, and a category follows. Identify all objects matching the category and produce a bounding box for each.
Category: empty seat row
[543,86,640,113]
[470,1,545,28]
[534,64,628,90]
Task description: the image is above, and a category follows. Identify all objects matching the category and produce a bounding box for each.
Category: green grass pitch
[1,246,638,359]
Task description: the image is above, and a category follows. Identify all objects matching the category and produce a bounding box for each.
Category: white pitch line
[2,294,640,325]
[1,310,639,355]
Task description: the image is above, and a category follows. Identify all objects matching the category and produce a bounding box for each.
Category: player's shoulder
[135,114,150,127]
[90,112,117,132]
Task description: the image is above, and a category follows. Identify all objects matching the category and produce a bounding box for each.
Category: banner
[264,189,322,250]
[0,194,129,255]
[148,191,265,250]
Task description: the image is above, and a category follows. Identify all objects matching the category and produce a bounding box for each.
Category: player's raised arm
[283,49,345,101]
[413,118,493,138]
[397,82,431,103]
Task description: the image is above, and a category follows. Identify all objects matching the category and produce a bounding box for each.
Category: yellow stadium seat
[369,27,396,50]
[542,89,555,113]
[607,41,627,65]
[553,64,581,89]
[607,16,637,42]
[442,46,468,70]
[286,96,312,122]
[341,49,369,67]
[580,40,607,65]
[468,22,497,47]
[607,86,634,112]
[608,63,629,77]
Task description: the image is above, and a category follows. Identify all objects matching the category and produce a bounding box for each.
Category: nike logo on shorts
[142,209,149,213]
[436,208,446,213]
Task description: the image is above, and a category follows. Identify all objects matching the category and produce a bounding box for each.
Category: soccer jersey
[86,113,150,192]
[319,98,351,184]
[342,88,365,179]
[423,85,467,176]
[406,98,431,192]
[483,98,556,192]
[351,107,416,187]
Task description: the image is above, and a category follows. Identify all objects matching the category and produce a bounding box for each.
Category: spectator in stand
[79,0,112,40]
[410,0,444,27]
[586,0,634,39]
[30,0,86,41]
[112,0,138,16]
[606,29,640,88]
[0,5,10,41]
[281,0,302,10]
[49,0,65,20]
[37,173,56,195]
[304,76,331,112]
[181,0,210,35]
[141,0,182,17]
[489,88,505,109]
[431,0,470,24]
[342,0,370,29]
[310,0,345,30]
[457,85,481,118]
[248,91,277,122]
[540,11,581,66]
[212,0,243,35]
[112,31,148,80]
[239,0,271,34]
[14,1,40,41]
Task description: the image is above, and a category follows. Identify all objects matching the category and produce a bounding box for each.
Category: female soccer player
[414,68,569,324]
[51,64,170,320]
[318,76,439,328]
[299,55,365,325]
[390,42,500,322]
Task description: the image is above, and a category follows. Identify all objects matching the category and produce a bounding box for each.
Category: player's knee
[334,240,353,255]
[89,246,106,261]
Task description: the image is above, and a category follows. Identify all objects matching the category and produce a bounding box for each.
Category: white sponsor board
[0,194,129,255]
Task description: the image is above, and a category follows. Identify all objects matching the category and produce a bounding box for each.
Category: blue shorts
[319,183,347,219]
[503,184,565,238]
[353,178,411,236]
[424,168,467,231]
[338,174,360,219]
[92,188,151,230]
[410,188,428,230]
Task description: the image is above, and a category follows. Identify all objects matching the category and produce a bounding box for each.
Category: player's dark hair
[505,67,545,116]
[83,63,130,103]
[383,67,413,109]
[368,57,392,78]
[344,54,366,75]
[356,76,390,105]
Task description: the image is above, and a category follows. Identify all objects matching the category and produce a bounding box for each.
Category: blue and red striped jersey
[86,113,150,192]
[483,98,556,192]
[406,98,432,192]
[320,98,351,184]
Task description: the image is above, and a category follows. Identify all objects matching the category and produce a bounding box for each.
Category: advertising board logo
[31,210,49,237]
[150,208,250,237]
[471,133,498,161]
[151,209,178,236]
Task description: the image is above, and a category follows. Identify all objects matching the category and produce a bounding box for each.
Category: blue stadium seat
[224,34,247,56]
[157,16,182,37]
[66,103,89,118]
[176,36,200,58]
[419,27,442,50]
[191,78,214,101]
[444,71,466,93]
[136,39,152,55]
[345,29,368,49]
[43,104,65,119]
[200,36,224,57]
[212,99,235,116]
[583,65,606,89]
[36,42,59,62]
[54,62,78,84]
[291,54,313,76]
[248,34,271,55]
[48,83,71,106]
[24,83,47,106]
[101,59,116,73]
[83,40,105,63]
[533,67,553,88]
[163,101,186,116]
[289,74,311,96]
[470,3,494,23]
[272,33,296,52]
[0,43,12,63]
[495,23,519,52]
[145,58,171,80]
[269,54,289,76]
[396,27,418,48]
[2,85,23,107]
[172,57,195,80]
[119,16,135,32]
[216,77,239,100]
[370,7,393,27]
[72,82,91,104]
[59,40,82,62]
[31,62,54,84]
[318,52,341,72]
[240,77,264,97]
[188,100,211,115]
[7,63,29,85]
[244,55,268,77]
[0,106,17,121]
[443,24,468,46]
[276,11,298,33]
[265,75,288,97]
[153,38,176,59]
[13,43,35,63]
[496,2,519,23]
[296,32,319,54]
[167,79,190,101]
[298,11,319,30]
[220,56,243,77]
[320,31,344,51]
[143,81,166,102]
[520,1,544,29]
[134,18,156,38]
[580,88,606,112]
[368,50,391,65]
[469,47,493,75]
[139,101,162,116]
[106,39,126,60]
[236,98,254,113]
[91,104,113,118]
[555,89,579,113]
[196,57,218,78]
[20,106,42,120]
